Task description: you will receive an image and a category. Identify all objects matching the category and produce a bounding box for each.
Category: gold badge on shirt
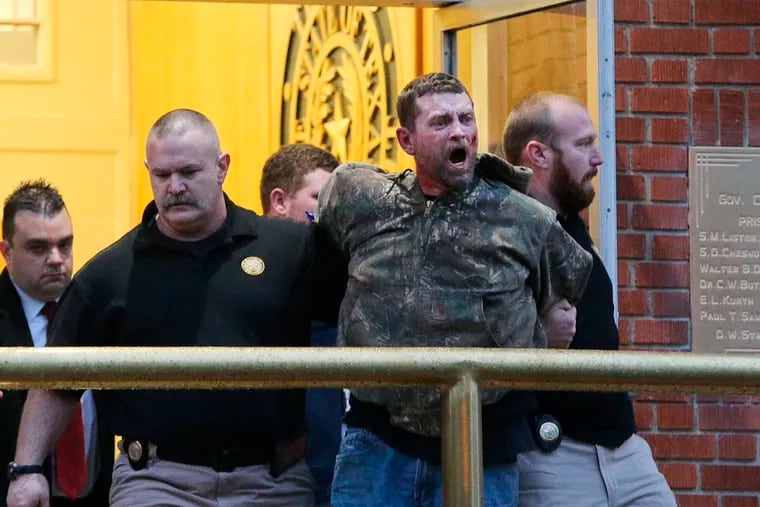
[241,256,265,276]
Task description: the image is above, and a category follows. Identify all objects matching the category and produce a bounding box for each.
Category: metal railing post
[442,374,483,507]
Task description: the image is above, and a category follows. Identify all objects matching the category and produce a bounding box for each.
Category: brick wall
[615,1,760,504]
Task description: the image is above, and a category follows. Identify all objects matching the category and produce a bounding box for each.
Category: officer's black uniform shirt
[535,212,635,448]
[49,196,345,449]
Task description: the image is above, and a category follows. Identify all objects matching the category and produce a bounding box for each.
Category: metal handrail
[2,346,760,506]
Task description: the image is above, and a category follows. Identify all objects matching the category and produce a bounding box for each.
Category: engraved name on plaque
[690,147,760,353]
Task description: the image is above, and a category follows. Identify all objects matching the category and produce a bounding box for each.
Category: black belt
[157,443,272,472]
[123,433,306,476]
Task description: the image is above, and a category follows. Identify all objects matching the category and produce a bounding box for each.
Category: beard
[438,165,474,192]
[549,156,596,215]
[437,150,476,192]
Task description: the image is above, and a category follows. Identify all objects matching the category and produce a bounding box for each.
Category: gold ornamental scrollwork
[282,6,398,170]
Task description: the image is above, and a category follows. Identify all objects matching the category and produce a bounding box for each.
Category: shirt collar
[134,194,258,253]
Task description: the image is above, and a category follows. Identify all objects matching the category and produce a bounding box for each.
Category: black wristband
[7,462,44,481]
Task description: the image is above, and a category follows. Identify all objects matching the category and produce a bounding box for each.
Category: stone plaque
[690,147,760,353]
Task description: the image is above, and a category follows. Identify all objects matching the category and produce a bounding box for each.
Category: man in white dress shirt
[0,180,112,507]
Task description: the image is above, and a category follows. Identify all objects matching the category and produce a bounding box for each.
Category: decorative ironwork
[281,6,398,169]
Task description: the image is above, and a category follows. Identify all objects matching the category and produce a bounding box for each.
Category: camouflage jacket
[317,154,592,436]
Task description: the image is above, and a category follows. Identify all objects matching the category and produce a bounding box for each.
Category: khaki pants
[110,447,315,506]
[517,434,676,507]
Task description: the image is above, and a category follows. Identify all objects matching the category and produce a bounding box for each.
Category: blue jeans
[331,427,518,507]
[305,387,343,504]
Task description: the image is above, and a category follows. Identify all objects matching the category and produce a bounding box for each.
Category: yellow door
[0,0,131,270]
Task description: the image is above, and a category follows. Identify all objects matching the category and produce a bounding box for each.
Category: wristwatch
[7,462,44,481]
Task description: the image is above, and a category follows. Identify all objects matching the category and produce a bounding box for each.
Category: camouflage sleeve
[533,219,593,315]
[315,165,345,250]
[316,162,389,254]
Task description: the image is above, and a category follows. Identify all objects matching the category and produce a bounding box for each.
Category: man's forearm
[14,389,78,464]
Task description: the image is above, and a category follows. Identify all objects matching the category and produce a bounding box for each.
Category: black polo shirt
[534,213,635,448]
[50,197,343,448]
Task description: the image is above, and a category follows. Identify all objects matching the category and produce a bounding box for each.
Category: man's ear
[396,127,414,156]
[216,152,231,184]
[268,188,290,218]
[524,140,552,170]
[0,239,11,264]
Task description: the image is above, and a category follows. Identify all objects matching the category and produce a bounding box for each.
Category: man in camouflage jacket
[318,72,592,507]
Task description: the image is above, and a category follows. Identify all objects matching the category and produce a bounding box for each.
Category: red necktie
[41,301,87,499]
[55,403,87,498]
[40,301,57,338]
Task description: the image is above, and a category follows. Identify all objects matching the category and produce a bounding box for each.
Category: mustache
[164,194,197,207]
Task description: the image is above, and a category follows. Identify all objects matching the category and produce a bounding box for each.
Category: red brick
[653,234,689,260]
[615,57,648,83]
[618,232,647,258]
[696,59,760,84]
[618,260,631,287]
[630,28,709,54]
[695,0,760,24]
[631,87,689,113]
[619,289,647,315]
[616,144,630,170]
[749,90,760,146]
[616,116,646,142]
[635,262,689,288]
[651,118,689,143]
[615,0,649,22]
[651,175,687,202]
[652,290,690,317]
[700,405,760,431]
[702,465,760,490]
[660,463,697,489]
[723,496,759,507]
[725,394,752,404]
[634,318,689,345]
[652,59,688,83]
[658,403,695,429]
[615,26,627,54]
[617,174,646,200]
[719,434,757,460]
[698,394,722,403]
[653,0,691,23]
[645,433,716,459]
[617,203,629,229]
[618,317,630,346]
[714,29,751,54]
[676,495,718,507]
[631,145,688,171]
[637,392,692,403]
[631,203,688,230]
[720,89,745,146]
[693,88,718,145]
[616,86,628,112]
[633,400,654,429]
